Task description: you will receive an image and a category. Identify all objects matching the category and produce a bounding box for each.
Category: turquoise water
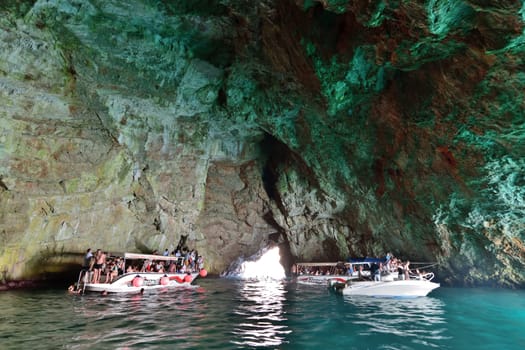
[0,278,524,349]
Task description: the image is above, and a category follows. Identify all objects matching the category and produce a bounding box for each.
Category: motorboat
[295,257,440,297]
[329,271,440,297]
[74,252,202,294]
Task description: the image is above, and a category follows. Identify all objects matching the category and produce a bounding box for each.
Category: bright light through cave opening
[239,246,286,280]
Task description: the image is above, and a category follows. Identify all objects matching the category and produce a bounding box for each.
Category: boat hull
[337,279,440,297]
[81,272,199,293]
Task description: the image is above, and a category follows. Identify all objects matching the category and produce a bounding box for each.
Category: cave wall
[0,0,524,287]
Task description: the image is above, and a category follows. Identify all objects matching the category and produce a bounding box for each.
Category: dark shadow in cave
[260,132,320,212]
[259,133,320,274]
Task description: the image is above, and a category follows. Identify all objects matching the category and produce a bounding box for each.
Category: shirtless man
[92,249,107,283]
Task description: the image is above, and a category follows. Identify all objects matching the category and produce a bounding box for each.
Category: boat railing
[410,272,435,281]
[76,269,91,294]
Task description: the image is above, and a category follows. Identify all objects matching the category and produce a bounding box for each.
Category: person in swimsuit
[92,249,106,283]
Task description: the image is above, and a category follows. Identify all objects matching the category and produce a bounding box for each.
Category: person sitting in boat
[168,261,177,273]
[103,259,113,283]
[107,261,119,283]
[154,261,165,273]
[180,261,187,273]
[141,259,151,272]
[116,257,124,275]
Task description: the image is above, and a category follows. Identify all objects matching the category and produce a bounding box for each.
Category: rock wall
[0,0,524,287]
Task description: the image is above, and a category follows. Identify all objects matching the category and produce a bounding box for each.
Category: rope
[410,262,439,270]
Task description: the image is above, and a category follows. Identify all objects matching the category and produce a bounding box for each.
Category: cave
[0,0,524,288]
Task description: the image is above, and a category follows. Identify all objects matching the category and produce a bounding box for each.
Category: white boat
[75,252,200,294]
[330,272,440,298]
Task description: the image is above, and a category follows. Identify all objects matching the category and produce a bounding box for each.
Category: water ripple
[1,281,524,349]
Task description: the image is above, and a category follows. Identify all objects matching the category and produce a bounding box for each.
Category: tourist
[83,248,93,269]
[404,261,411,280]
[67,284,81,294]
[116,257,124,275]
[108,261,118,283]
[372,262,381,281]
[358,265,364,280]
[197,255,204,271]
[103,260,113,283]
[397,261,405,280]
[81,248,93,283]
[155,261,165,273]
[141,259,151,272]
[92,249,106,283]
[346,264,354,276]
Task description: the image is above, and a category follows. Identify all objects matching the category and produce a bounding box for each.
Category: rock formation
[0,0,524,287]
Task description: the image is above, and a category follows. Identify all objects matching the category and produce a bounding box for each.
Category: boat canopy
[347,257,386,263]
[295,262,348,267]
[124,252,183,262]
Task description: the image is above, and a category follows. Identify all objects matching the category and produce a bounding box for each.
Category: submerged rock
[0,0,524,287]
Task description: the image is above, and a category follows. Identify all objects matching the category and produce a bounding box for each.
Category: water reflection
[343,295,450,347]
[68,286,208,349]
[231,280,291,347]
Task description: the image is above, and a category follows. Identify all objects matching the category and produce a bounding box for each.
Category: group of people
[81,248,109,284]
[294,252,426,282]
[368,253,428,281]
[80,246,205,284]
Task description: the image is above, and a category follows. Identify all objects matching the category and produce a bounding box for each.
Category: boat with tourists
[292,261,360,285]
[330,274,440,297]
[293,258,393,285]
[73,252,204,294]
[294,256,440,297]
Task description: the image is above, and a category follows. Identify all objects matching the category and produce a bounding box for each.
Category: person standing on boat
[83,248,93,267]
[197,255,204,271]
[404,261,411,280]
[92,249,106,283]
[81,248,94,283]
[346,264,354,276]
[397,262,405,280]
[385,252,393,271]
[371,262,381,281]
